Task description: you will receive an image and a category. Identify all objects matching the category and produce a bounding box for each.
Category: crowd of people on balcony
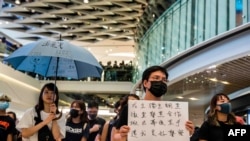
[6,60,134,82]
[100,60,133,81]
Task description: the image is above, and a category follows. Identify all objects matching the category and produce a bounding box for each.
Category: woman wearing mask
[199,93,240,141]
[17,83,65,141]
[63,100,89,141]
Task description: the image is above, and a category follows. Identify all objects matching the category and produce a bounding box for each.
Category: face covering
[70,109,79,118]
[0,101,9,110]
[89,114,97,120]
[217,103,232,114]
[149,81,168,97]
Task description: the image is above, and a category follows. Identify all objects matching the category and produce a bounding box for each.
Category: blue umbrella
[4,39,103,79]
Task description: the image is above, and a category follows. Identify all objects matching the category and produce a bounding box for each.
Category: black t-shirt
[199,120,239,141]
[63,121,89,141]
[0,115,15,141]
[88,117,106,141]
[115,104,128,129]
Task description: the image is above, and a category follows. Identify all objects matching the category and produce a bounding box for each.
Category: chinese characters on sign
[128,100,189,141]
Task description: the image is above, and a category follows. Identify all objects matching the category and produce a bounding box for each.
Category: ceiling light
[102,26,108,29]
[189,97,198,100]
[83,0,89,3]
[208,65,217,69]
[209,78,218,82]
[177,96,184,99]
[220,81,230,85]
[15,0,21,5]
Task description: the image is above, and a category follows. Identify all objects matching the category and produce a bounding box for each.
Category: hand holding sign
[128,100,190,141]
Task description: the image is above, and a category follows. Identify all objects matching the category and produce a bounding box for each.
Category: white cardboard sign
[128,100,189,141]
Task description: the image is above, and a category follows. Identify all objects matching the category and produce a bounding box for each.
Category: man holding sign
[111,65,194,141]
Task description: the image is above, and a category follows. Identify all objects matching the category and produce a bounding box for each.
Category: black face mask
[70,109,79,118]
[149,81,168,97]
[217,103,232,114]
[89,114,97,120]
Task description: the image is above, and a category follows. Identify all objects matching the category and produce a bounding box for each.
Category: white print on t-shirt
[66,126,82,134]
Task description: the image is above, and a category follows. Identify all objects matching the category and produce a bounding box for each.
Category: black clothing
[199,121,226,141]
[34,108,55,141]
[190,127,200,141]
[0,115,15,141]
[199,120,243,141]
[63,121,89,141]
[115,104,128,129]
[13,128,22,141]
[88,117,106,141]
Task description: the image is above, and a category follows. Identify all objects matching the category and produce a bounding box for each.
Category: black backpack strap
[34,107,55,141]
[34,107,42,125]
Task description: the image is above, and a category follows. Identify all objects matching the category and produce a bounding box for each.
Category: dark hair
[7,111,17,121]
[119,94,140,113]
[35,83,60,114]
[68,100,88,123]
[142,65,168,91]
[209,93,230,113]
[208,93,236,126]
[87,101,99,109]
[114,100,121,109]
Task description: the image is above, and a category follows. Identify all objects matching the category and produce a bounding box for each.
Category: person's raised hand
[92,124,101,132]
[185,120,194,136]
[50,103,57,114]
[119,125,130,138]
[43,113,56,125]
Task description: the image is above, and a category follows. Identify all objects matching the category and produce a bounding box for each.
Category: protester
[96,94,139,141]
[198,93,241,141]
[63,100,89,141]
[111,65,195,141]
[17,83,65,141]
[87,101,106,141]
[7,111,22,141]
[95,100,121,141]
[0,94,15,141]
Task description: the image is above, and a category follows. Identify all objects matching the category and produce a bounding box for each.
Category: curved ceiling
[0,0,155,64]
[1,0,147,43]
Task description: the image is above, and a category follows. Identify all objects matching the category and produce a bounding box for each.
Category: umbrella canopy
[4,39,103,79]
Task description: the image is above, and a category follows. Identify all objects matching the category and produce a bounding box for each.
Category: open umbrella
[4,39,103,80]
[4,38,102,120]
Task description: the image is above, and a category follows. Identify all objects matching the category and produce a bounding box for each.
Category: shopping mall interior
[0,0,250,127]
